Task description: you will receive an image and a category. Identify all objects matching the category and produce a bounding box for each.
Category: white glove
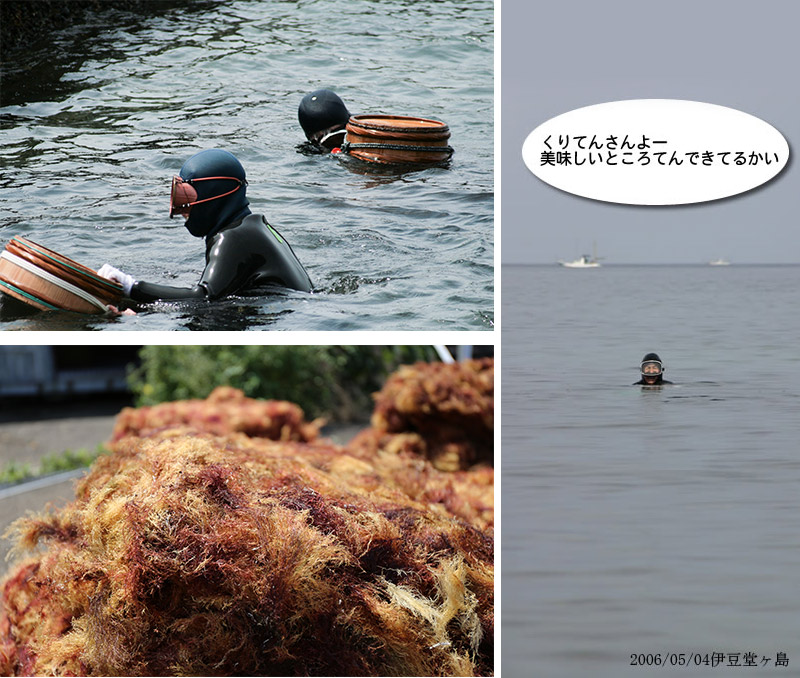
[98,263,135,296]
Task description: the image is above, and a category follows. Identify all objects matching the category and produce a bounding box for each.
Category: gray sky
[502,0,800,264]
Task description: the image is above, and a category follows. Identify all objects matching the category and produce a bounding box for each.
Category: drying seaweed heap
[110,383,493,532]
[338,439,494,534]
[0,362,494,677]
[111,386,321,442]
[348,358,494,472]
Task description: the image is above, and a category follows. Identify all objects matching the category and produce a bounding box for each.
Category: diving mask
[169,175,246,218]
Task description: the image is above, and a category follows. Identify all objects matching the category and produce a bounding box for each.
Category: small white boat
[708,258,730,266]
[558,254,600,268]
[559,243,601,268]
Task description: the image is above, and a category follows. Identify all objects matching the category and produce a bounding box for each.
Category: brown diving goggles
[169,175,246,218]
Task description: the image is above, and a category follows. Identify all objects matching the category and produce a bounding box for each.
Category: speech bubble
[522,100,789,205]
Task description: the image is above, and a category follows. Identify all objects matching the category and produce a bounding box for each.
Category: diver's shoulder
[216,213,266,236]
[237,213,268,228]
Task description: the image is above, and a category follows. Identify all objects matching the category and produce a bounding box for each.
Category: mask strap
[181,176,246,207]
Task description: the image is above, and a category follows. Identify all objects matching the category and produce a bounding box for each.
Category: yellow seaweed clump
[349,358,494,471]
[329,437,494,533]
[0,430,493,676]
[110,386,321,443]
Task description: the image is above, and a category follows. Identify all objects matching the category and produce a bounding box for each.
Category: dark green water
[0,0,493,331]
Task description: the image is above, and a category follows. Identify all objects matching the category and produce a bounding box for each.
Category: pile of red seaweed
[0,361,494,676]
[111,386,321,443]
[348,358,494,472]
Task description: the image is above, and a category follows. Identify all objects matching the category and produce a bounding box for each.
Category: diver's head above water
[298,89,351,149]
[639,352,666,385]
[170,149,250,238]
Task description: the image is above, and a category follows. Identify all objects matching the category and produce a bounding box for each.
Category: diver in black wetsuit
[98,149,312,302]
[634,353,673,386]
[298,89,351,152]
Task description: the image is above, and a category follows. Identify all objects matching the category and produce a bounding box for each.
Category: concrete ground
[0,397,128,573]
[0,415,118,465]
[0,394,131,463]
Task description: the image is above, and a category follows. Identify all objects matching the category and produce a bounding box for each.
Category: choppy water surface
[503,265,800,677]
[0,0,493,331]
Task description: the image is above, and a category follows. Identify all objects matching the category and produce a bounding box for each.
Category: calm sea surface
[0,0,493,331]
[503,265,800,677]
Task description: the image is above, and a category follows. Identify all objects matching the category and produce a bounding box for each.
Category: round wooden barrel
[343,115,454,165]
[0,237,122,314]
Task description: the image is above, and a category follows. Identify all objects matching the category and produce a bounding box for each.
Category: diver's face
[641,361,662,384]
[311,123,345,143]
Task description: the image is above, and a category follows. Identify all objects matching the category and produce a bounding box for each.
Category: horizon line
[502,261,800,267]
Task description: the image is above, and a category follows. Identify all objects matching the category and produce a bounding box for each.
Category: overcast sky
[501,0,800,264]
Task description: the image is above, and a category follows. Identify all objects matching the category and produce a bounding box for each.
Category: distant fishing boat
[559,243,601,268]
[558,254,600,268]
[708,258,730,266]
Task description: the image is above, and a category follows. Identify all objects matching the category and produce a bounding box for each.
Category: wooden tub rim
[0,250,110,313]
[10,236,122,296]
[0,278,60,311]
[347,114,450,134]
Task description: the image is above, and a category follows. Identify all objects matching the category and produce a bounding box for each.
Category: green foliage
[0,445,109,486]
[0,461,34,485]
[39,445,108,475]
[127,346,438,421]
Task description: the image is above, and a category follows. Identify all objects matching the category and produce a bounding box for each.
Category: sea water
[503,264,800,677]
[0,0,493,331]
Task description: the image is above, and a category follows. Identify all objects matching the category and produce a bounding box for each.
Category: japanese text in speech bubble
[522,99,789,205]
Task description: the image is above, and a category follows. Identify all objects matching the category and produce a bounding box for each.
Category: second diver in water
[297,89,351,152]
[99,149,313,302]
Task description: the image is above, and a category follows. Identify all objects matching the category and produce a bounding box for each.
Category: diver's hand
[98,263,135,296]
[106,305,137,316]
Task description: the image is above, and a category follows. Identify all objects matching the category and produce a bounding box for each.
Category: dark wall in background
[52,346,141,370]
